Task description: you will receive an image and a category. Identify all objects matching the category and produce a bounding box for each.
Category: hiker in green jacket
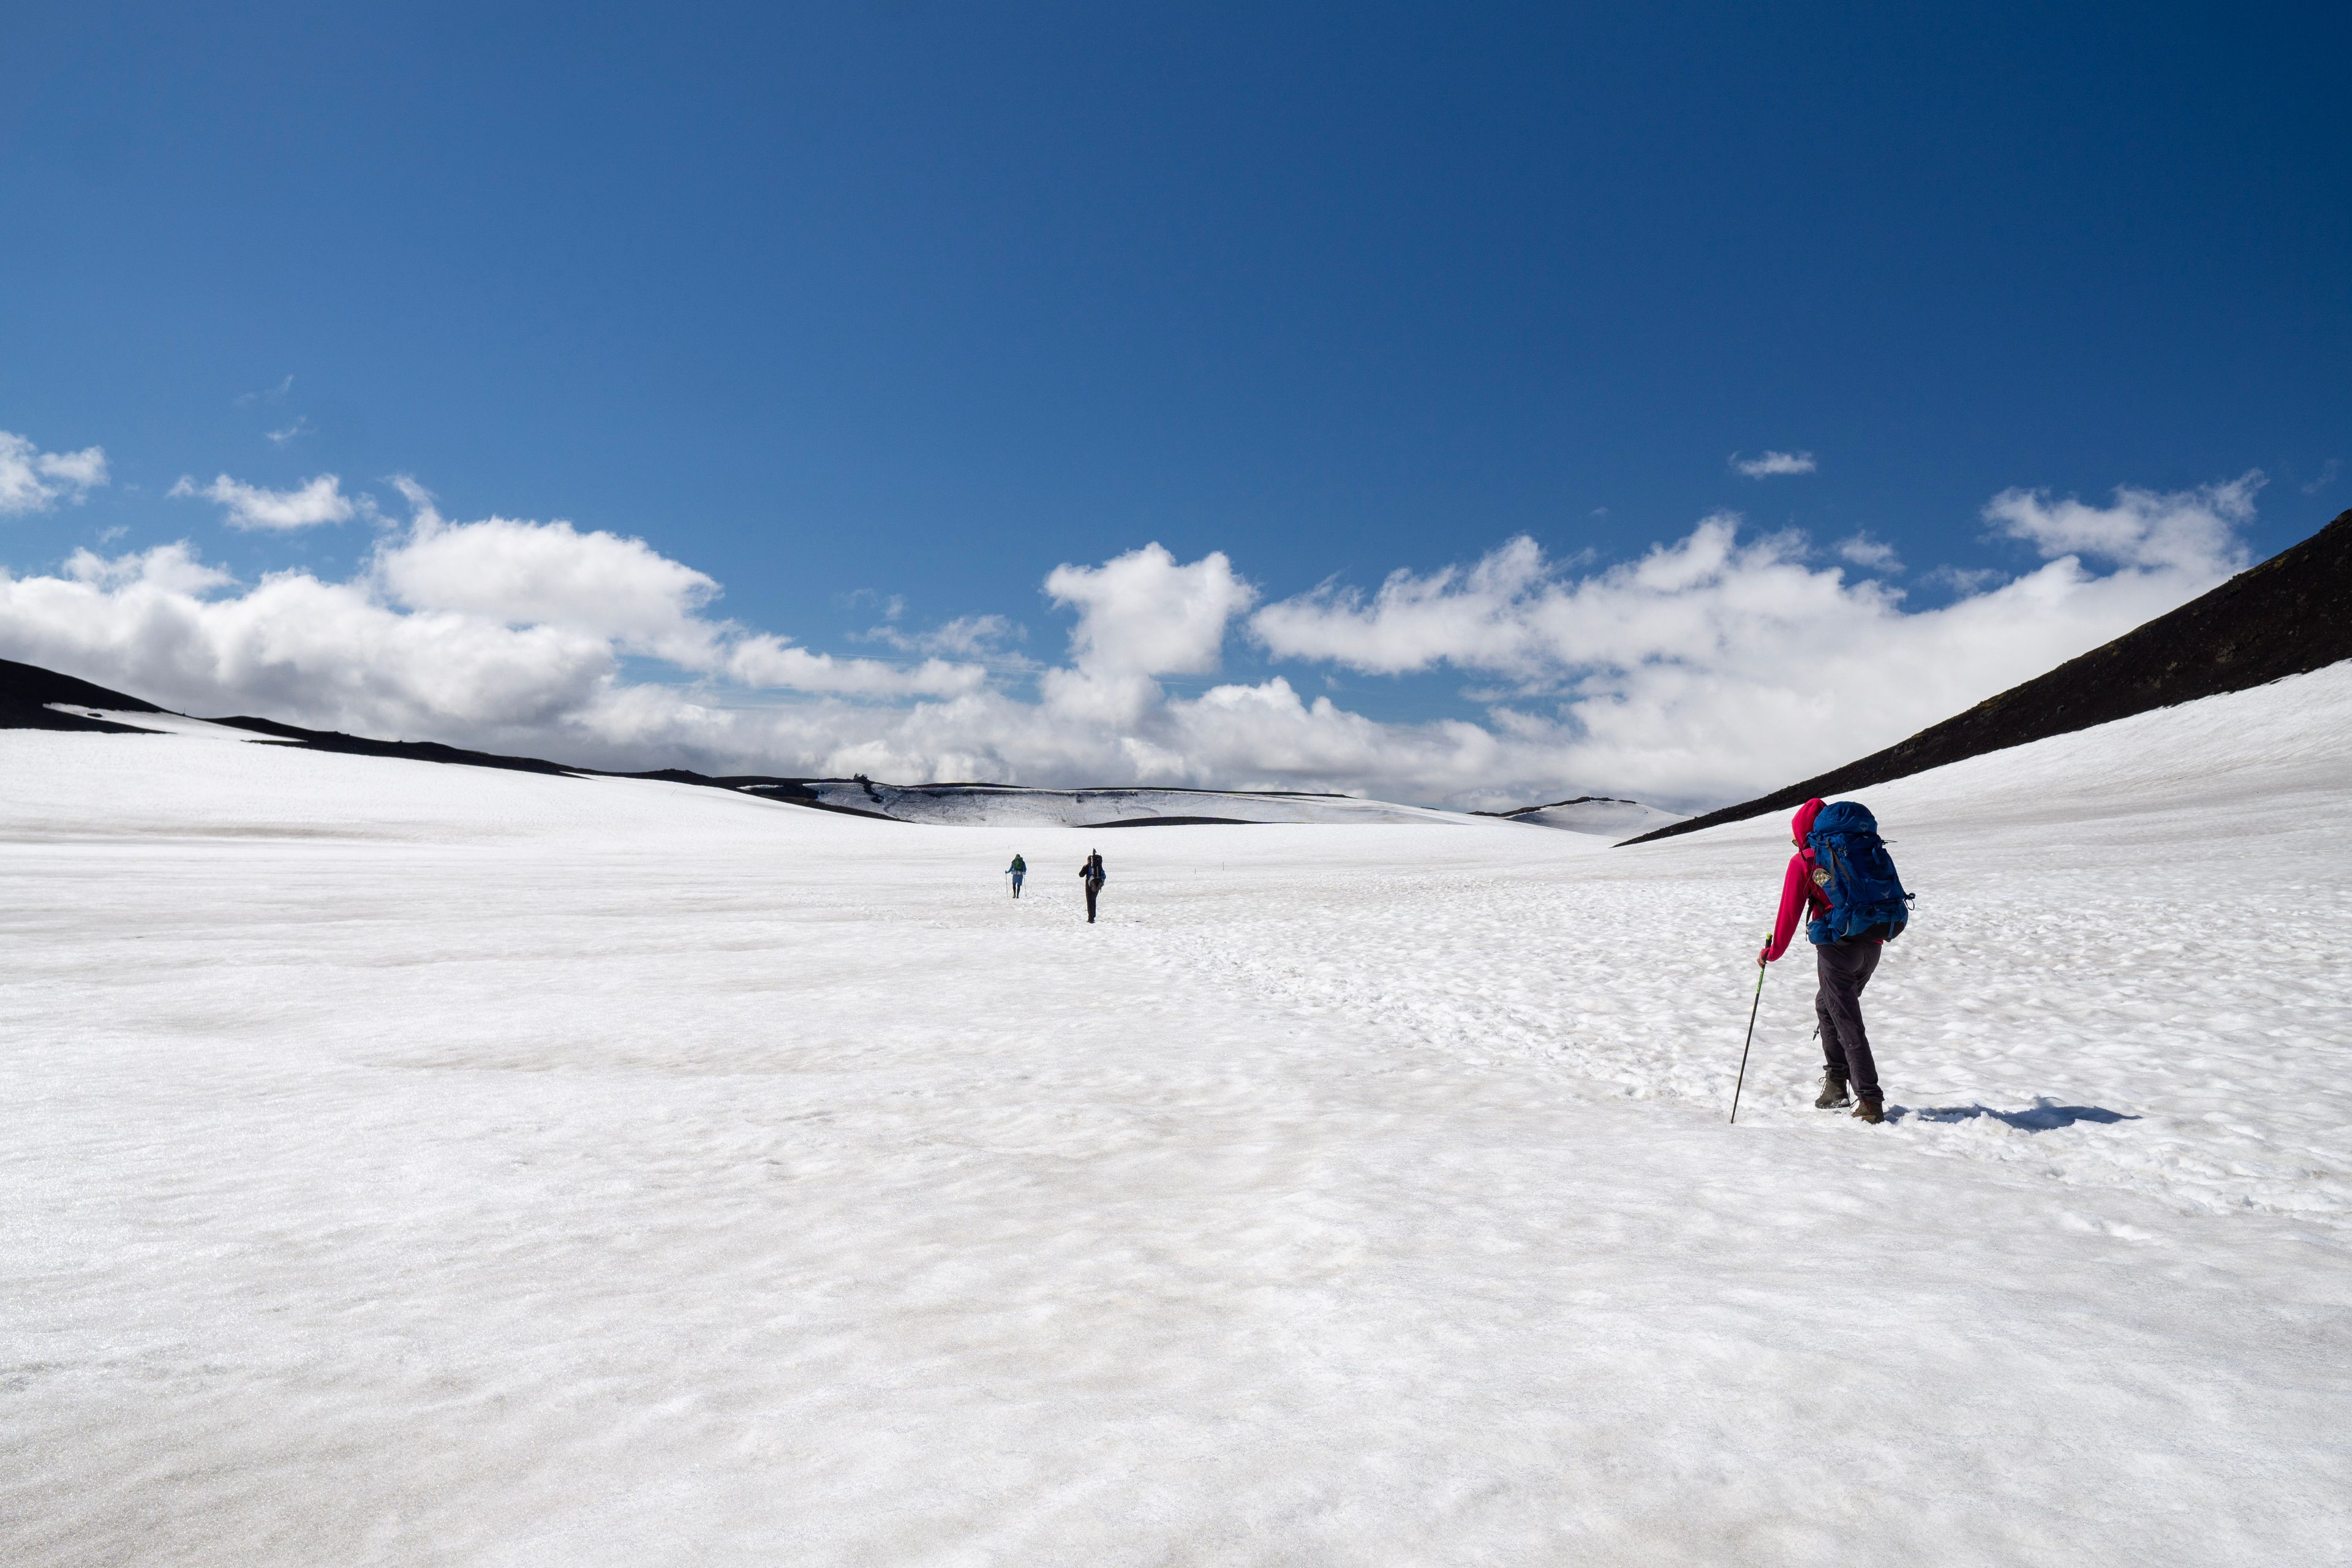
[1006,854,1026,899]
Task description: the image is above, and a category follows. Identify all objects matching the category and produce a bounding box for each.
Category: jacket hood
[1790,797,1826,845]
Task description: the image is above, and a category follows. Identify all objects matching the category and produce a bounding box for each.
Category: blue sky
[1,3,2345,805]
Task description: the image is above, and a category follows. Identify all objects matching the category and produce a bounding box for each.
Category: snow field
[791,778,1478,828]
[4,665,2350,1565]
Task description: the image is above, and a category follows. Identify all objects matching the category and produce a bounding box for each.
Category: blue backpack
[1805,801,1914,944]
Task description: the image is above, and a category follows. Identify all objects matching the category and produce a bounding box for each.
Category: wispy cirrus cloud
[859,613,1026,659]
[1731,450,1817,478]
[1836,532,1903,573]
[233,375,293,409]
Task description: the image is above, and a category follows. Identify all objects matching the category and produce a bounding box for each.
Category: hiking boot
[1852,1095,1885,1125]
[1814,1073,1852,1109]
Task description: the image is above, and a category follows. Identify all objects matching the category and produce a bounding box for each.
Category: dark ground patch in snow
[208,714,586,777]
[1629,506,2352,845]
[1472,794,1638,818]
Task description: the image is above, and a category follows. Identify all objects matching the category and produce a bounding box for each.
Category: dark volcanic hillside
[1626,508,2352,846]
[0,657,168,732]
[0,655,843,795]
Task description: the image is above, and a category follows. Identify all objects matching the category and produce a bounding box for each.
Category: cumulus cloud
[1247,476,2255,804]
[1038,544,1256,724]
[1046,543,1254,678]
[0,431,110,514]
[0,486,988,752]
[170,472,358,530]
[1,541,615,739]
[1983,472,2258,573]
[374,506,721,656]
[1732,450,1817,478]
[63,541,234,595]
[0,469,2266,810]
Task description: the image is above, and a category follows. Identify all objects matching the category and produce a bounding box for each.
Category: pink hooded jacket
[1760,797,1831,963]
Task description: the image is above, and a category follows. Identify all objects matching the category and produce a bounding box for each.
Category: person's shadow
[1896,1098,2141,1131]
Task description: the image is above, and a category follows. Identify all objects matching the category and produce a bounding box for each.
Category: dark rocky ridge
[1623,508,2352,846]
[1473,794,1638,820]
[0,655,861,801]
[0,657,168,732]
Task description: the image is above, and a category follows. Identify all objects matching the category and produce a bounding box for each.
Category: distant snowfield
[4,667,2348,1566]
[1480,794,1684,837]
[787,778,1475,827]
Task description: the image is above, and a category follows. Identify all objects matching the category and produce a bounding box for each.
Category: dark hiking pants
[1815,940,1882,1098]
[1084,881,1101,922]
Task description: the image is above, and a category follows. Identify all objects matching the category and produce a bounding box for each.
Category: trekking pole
[1730,949,1767,1125]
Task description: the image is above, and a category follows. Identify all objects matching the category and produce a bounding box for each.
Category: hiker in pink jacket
[1760,797,1887,1122]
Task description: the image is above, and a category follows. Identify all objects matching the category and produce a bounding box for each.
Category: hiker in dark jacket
[1006,854,1026,898]
[1760,797,1888,1123]
[1079,850,1107,923]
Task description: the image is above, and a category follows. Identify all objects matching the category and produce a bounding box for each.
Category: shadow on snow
[1897,1098,2142,1132]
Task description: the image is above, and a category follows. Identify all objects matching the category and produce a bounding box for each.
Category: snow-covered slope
[3,663,2347,1566]
[778,778,1476,826]
[1478,793,1685,836]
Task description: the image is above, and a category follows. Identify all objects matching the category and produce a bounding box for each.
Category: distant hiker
[1079,850,1107,923]
[1759,797,1915,1124]
[1007,854,1027,898]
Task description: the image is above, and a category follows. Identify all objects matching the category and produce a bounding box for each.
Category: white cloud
[0,471,2265,812]
[360,489,978,698]
[723,637,985,699]
[1251,533,1562,678]
[63,541,235,595]
[0,484,987,750]
[1045,543,1254,678]
[265,418,312,446]
[0,544,615,738]
[1038,544,1256,725]
[2303,459,2340,496]
[1732,450,1817,478]
[1247,477,2255,804]
[0,431,111,514]
[171,472,358,531]
[859,612,1023,658]
[1983,472,2258,573]
[1924,564,2005,595]
[374,509,722,656]
[1836,532,1903,573]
